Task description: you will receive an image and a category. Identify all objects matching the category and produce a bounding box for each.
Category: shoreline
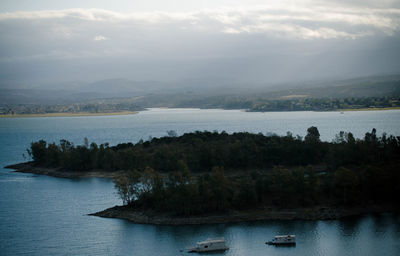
[90,204,399,225]
[5,162,119,179]
[0,111,138,118]
[1,107,399,118]
[247,107,400,113]
[338,107,400,112]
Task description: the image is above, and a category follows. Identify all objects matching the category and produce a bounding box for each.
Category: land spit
[5,162,121,179]
[6,162,399,225]
[90,205,399,225]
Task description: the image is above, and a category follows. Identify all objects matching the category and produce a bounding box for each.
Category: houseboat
[266,235,296,245]
[188,237,229,253]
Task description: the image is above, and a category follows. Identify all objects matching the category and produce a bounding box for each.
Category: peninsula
[6,127,400,224]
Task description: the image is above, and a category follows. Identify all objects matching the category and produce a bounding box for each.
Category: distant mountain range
[1,74,400,105]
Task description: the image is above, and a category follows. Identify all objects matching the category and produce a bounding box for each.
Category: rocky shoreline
[90,204,399,225]
[5,162,119,179]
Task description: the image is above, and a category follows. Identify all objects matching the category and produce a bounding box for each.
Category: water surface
[1,109,399,255]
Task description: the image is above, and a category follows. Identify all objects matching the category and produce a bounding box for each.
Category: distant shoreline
[0,111,138,118]
[338,107,400,112]
[2,107,400,118]
[247,106,400,112]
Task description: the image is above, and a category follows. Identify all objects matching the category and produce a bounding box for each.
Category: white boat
[188,237,229,253]
[266,235,296,245]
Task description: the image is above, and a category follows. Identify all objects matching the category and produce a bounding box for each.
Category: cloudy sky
[1,0,399,88]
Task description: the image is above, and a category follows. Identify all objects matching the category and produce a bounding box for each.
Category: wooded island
[20,127,400,223]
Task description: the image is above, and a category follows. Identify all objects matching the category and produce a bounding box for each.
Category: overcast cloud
[0,0,399,88]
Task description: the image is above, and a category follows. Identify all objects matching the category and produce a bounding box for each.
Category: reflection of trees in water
[339,215,363,237]
[371,213,400,237]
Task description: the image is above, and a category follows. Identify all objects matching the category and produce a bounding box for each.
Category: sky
[0,0,400,88]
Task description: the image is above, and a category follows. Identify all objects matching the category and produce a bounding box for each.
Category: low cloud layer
[0,1,399,86]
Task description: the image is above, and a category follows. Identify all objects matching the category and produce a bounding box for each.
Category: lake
[1,108,400,256]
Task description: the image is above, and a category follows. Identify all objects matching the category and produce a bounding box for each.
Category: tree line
[28,127,399,173]
[249,96,400,112]
[1,101,143,115]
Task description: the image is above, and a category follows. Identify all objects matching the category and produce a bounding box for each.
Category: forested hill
[26,127,400,215]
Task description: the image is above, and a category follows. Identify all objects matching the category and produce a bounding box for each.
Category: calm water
[1,108,400,256]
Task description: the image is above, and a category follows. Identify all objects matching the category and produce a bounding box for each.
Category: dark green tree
[305,126,320,143]
[28,140,47,165]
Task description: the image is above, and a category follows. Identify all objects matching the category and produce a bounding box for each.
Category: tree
[304,165,319,204]
[305,126,320,143]
[28,140,47,165]
[141,166,157,194]
[46,143,60,167]
[365,128,378,143]
[114,170,141,205]
[333,167,359,204]
[267,166,296,206]
[210,166,232,211]
[233,177,258,209]
[59,139,73,153]
[167,130,178,137]
[84,137,89,148]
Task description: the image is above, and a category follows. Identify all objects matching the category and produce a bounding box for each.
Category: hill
[1,74,400,114]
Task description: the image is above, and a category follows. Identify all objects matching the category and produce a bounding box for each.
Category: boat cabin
[188,238,228,252]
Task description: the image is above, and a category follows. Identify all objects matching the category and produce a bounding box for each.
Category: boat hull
[266,241,296,246]
[188,247,228,253]
[266,235,296,246]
